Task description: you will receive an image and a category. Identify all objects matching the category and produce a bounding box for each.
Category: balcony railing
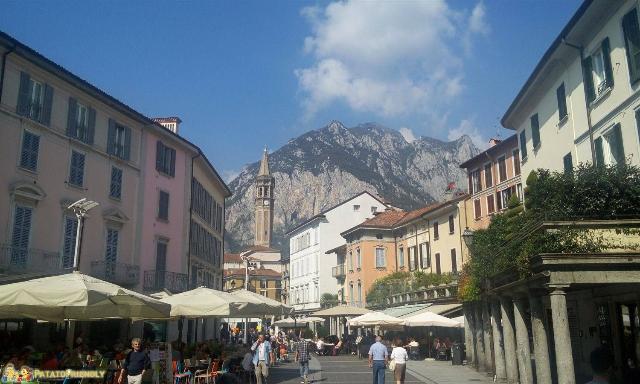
[332,264,346,278]
[91,261,139,286]
[144,270,188,293]
[0,244,65,275]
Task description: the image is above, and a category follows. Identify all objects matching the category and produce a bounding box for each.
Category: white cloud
[448,118,488,149]
[222,169,240,183]
[399,127,417,143]
[297,0,488,124]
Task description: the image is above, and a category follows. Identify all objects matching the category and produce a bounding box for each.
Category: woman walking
[390,338,409,384]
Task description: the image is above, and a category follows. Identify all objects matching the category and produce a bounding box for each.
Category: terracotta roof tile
[223,268,282,278]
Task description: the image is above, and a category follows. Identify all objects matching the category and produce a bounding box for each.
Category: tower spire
[255,147,274,247]
[258,147,270,176]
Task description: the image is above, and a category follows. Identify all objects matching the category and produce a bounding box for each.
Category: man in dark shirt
[119,338,150,384]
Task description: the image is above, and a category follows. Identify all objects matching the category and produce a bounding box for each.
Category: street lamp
[67,198,99,271]
[240,250,253,344]
[461,227,474,266]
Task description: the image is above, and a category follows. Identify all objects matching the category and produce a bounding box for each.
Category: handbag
[388,358,396,371]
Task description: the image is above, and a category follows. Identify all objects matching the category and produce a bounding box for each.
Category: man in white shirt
[316,338,325,355]
[251,335,272,384]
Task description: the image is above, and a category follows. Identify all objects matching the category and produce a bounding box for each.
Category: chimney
[153,117,182,135]
[488,138,502,147]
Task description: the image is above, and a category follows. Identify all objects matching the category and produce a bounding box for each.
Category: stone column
[491,299,507,381]
[482,300,494,373]
[474,302,486,371]
[529,294,552,384]
[464,304,475,366]
[500,297,519,384]
[549,286,576,384]
[513,297,533,384]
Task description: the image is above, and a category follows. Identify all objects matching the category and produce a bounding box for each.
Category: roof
[311,305,372,317]
[224,253,242,263]
[325,244,347,255]
[245,245,280,253]
[381,304,432,318]
[500,0,595,128]
[285,191,387,236]
[0,30,231,198]
[223,268,282,278]
[459,134,518,169]
[258,149,270,176]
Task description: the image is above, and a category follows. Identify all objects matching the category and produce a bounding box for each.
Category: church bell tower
[255,148,275,247]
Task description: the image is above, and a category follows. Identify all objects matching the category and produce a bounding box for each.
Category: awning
[348,312,404,327]
[422,303,462,316]
[403,311,462,328]
[312,305,372,317]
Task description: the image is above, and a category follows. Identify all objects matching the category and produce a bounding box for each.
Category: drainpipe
[563,38,597,165]
[0,45,16,105]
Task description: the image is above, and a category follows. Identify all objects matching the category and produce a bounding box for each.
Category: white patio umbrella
[159,286,261,318]
[403,311,461,328]
[0,271,171,322]
[451,315,465,328]
[273,316,325,327]
[348,311,405,327]
[229,289,292,316]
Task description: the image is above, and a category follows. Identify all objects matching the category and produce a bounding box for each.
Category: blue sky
[1,0,581,181]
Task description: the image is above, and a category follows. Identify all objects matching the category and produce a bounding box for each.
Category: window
[349,283,354,305]
[500,187,514,209]
[398,247,404,268]
[448,215,455,234]
[516,183,523,201]
[433,221,439,240]
[555,83,568,121]
[62,215,77,269]
[484,163,493,188]
[375,248,385,268]
[584,38,613,103]
[435,253,441,275]
[11,205,33,266]
[474,199,481,219]
[530,114,540,149]
[519,131,528,160]
[69,151,85,187]
[420,242,430,269]
[107,119,132,160]
[17,72,53,125]
[623,8,640,84]
[451,249,458,274]
[110,167,122,199]
[158,191,170,220]
[105,228,119,278]
[408,247,415,271]
[353,204,360,212]
[348,251,353,271]
[156,141,176,176]
[357,281,362,306]
[498,155,507,182]
[371,206,377,214]
[470,169,481,194]
[513,149,521,175]
[66,98,96,144]
[156,241,167,271]
[563,153,573,174]
[596,124,625,166]
[19,131,40,172]
[487,195,495,214]
[356,248,361,269]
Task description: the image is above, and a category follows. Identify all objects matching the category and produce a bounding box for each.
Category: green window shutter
[623,8,640,84]
[169,148,176,176]
[41,84,53,126]
[563,153,573,174]
[556,83,567,120]
[583,56,596,104]
[107,119,116,155]
[595,136,605,166]
[123,126,131,160]
[66,97,78,137]
[531,114,540,148]
[86,108,96,144]
[17,72,32,116]
[519,130,527,159]
[602,38,614,88]
[156,141,164,172]
[611,123,625,164]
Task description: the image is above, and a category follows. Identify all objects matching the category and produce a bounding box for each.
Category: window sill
[109,196,122,203]
[157,217,169,223]
[157,170,175,178]
[67,135,93,149]
[433,237,439,241]
[66,182,86,191]
[557,114,569,128]
[589,86,612,109]
[17,166,38,176]
[449,231,455,235]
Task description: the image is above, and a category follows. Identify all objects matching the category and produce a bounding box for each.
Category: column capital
[547,284,570,295]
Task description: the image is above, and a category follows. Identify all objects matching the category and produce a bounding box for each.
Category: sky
[1,0,582,182]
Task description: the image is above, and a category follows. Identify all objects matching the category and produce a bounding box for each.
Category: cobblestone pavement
[267,355,491,384]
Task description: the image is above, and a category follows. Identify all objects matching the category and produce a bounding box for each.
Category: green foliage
[316,324,330,338]
[301,328,314,339]
[366,271,456,306]
[320,293,338,308]
[460,162,640,301]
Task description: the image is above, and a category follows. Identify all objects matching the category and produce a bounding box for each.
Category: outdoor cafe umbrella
[273,316,325,327]
[348,311,405,327]
[229,289,292,316]
[158,286,262,318]
[403,311,461,328]
[0,271,171,322]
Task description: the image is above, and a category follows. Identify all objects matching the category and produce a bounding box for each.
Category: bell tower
[255,148,275,247]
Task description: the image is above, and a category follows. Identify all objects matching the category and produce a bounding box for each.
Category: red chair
[173,360,191,384]
[194,360,220,384]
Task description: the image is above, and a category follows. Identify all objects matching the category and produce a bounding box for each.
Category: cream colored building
[502,0,640,179]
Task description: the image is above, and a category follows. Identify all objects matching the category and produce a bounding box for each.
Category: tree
[320,293,338,308]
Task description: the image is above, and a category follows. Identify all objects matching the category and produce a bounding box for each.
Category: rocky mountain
[225,121,479,254]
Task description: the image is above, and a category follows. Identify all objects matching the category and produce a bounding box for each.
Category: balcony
[144,270,188,293]
[91,261,139,286]
[331,264,346,278]
[0,244,65,275]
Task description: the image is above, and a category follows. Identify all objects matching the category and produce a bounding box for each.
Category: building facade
[287,192,386,312]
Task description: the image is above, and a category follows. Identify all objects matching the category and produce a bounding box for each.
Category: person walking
[251,334,272,384]
[118,338,150,384]
[390,338,408,384]
[295,338,311,384]
[368,335,388,384]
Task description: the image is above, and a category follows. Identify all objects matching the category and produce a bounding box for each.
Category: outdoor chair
[173,360,192,384]
[436,346,448,361]
[408,346,420,361]
[194,359,220,384]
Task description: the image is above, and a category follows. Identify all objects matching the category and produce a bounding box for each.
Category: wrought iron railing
[91,261,139,286]
[0,244,65,275]
[332,264,346,278]
[144,270,188,293]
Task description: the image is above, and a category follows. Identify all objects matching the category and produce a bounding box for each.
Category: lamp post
[67,198,99,271]
[240,250,252,344]
[462,227,475,265]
